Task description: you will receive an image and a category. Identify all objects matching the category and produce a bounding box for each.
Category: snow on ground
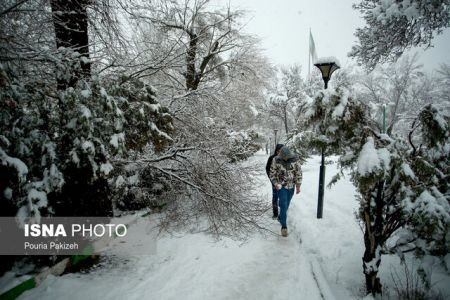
[12,151,449,299]
[292,154,364,298]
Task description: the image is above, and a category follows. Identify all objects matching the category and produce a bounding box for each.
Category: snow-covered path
[18,151,363,300]
[21,232,322,300]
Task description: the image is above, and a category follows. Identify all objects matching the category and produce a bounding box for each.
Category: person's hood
[278,146,298,163]
[274,143,284,153]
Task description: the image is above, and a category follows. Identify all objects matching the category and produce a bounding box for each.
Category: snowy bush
[300,87,450,296]
[112,161,173,213]
[0,64,173,222]
[225,130,261,163]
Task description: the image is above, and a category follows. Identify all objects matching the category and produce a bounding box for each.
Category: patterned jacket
[269,157,303,189]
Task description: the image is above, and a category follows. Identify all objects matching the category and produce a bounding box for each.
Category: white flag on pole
[309,30,318,63]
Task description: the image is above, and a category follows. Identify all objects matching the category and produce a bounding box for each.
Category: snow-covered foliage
[0,0,273,244]
[123,86,270,237]
[0,64,173,222]
[93,0,274,237]
[132,0,253,92]
[350,0,450,69]
[264,65,309,136]
[354,54,447,136]
[305,68,325,98]
[436,63,450,107]
[299,88,359,154]
[287,131,312,164]
[225,130,261,163]
[298,86,450,295]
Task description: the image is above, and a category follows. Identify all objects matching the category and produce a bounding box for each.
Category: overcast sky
[214,0,450,76]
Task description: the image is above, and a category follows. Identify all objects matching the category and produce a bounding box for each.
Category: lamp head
[314,61,340,89]
[314,62,340,81]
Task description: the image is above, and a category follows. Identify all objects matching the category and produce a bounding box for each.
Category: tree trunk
[283,105,289,134]
[50,0,91,89]
[362,219,383,296]
[185,33,198,90]
[362,181,385,296]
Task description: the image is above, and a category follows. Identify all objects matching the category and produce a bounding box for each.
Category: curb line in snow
[310,257,336,300]
[289,203,336,300]
[0,211,150,300]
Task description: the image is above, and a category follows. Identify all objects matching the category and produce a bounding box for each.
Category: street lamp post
[314,60,340,219]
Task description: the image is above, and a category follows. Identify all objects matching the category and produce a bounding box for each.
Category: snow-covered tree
[436,63,450,107]
[0,0,126,87]
[297,87,450,296]
[304,68,324,98]
[0,62,173,221]
[350,0,450,69]
[50,0,91,88]
[0,0,273,241]
[100,1,273,236]
[354,54,437,135]
[225,130,261,163]
[0,0,178,221]
[138,0,251,91]
[264,65,306,135]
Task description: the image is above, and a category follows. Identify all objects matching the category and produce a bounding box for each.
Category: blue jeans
[272,186,278,217]
[278,187,295,228]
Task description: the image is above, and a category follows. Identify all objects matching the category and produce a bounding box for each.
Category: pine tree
[297,87,450,296]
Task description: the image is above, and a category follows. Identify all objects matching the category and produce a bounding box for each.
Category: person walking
[266,144,284,219]
[269,146,302,237]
